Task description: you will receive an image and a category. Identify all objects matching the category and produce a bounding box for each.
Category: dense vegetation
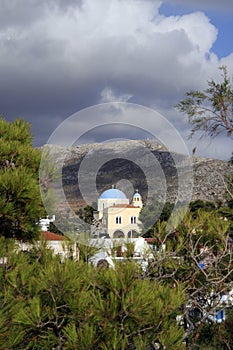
[0,207,232,350]
[144,208,233,349]
[0,117,43,240]
[172,65,233,348]
[0,238,185,350]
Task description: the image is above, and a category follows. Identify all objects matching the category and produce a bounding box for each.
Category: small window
[131,216,137,224]
[116,216,122,224]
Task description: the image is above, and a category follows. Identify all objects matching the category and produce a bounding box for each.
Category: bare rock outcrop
[41,140,233,210]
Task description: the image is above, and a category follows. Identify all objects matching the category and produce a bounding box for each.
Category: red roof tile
[108,204,140,208]
[145,238,157,243]
[41,231,67,241]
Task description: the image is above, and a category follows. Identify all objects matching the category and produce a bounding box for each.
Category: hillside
[42,140,233,212]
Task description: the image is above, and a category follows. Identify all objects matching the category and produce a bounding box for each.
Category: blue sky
[160,2,233,58]
[160,3,232,58]
[206,12,233,57]
[0,0,232,160]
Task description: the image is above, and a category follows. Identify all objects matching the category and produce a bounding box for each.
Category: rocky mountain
[42,140,233,212]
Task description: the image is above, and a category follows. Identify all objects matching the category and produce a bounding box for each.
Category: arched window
[116,216,122,224]
[113,230,125,238]
[127,230,138,238]
[130,216,137,224]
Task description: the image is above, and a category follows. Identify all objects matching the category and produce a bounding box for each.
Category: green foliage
[93,262,185,349]
[189,199,216,215]
[176,66,233,140]
[0,167,42,239]
[0,238,186,350]
[0,117,45,240]
[193,307,233,349]
[0,204,232,349]
[76,204,95,225]
[76,241,96,263]
[146,208,233,348]
[139,200,174,236]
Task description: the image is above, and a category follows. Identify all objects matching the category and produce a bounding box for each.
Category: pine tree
[0,238,186,350]
[0,117,43,240]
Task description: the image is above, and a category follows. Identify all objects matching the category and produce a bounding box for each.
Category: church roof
[133,192,141,197]
[108,204,140,208]
[99,188,127,199]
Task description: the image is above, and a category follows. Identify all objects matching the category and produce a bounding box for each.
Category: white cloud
[0,0,232,159]
[156,12,218,54]
[100,87,133,103]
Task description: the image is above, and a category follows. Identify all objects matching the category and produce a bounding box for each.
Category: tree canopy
[0,238,186,350]
[0,117,43,240]
[146,208,233,349]
[176,66,233,141]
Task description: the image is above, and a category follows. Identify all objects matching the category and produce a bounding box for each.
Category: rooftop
[108,204,140,209]
[133,192,141,197]
[41,231,67,241]
[99,188,127,200]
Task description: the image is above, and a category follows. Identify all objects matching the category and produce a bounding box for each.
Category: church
[93,186,143,238]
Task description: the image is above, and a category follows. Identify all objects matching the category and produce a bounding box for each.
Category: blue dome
[133,192,141,197]
[99,188,127,199]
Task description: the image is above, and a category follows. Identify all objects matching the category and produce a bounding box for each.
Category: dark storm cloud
[0,0,82,29]
[0,0,232,159]
[75,123,157,145]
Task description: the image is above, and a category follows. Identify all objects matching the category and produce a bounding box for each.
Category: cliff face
[42,140,233,210]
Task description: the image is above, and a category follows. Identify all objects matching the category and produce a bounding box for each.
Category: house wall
[17,240,79,261]
[98,198,129,219]
[106,206,142,238]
